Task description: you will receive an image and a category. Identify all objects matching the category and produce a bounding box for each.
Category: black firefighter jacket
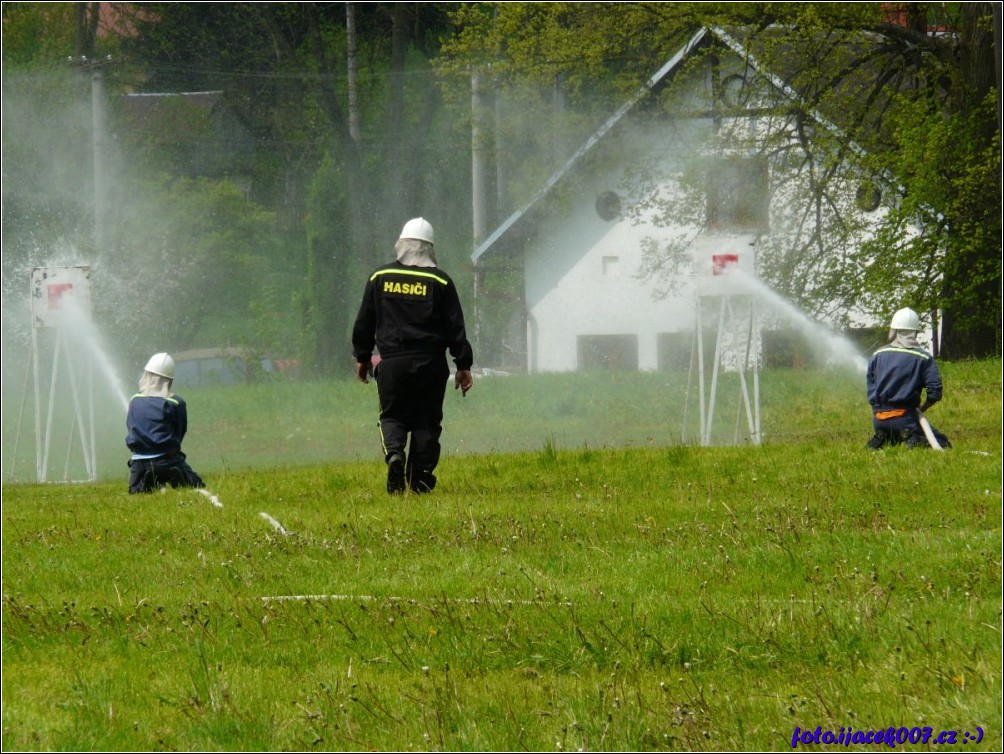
[352,261,474,371]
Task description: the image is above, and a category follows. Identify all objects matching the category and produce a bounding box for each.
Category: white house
[470,27,902,374]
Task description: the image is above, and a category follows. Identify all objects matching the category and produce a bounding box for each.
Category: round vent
[855,182,882,212]
[595,191,622,221]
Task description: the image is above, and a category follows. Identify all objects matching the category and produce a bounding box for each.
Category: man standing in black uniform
[352,218,474,494]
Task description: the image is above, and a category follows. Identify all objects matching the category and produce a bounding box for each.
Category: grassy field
[2,360,1001,750]
[4,358,999,481]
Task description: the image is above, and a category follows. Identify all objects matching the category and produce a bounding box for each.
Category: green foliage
[3,0,997,404]
[440,2,1001,358]
[303,151,357,376]
[101,175,282,358]
[1,2,78,67]
[860,90,1002,336]
[3,360,1001,750]
[3,2,478,381]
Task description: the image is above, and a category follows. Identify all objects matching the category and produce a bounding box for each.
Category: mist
[2,34,879,485]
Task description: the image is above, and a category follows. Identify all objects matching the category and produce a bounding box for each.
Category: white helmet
[889,307,921,331]
[144,352,176,380]
[399,217,434,244]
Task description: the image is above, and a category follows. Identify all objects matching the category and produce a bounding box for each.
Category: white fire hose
[917,411,943,451]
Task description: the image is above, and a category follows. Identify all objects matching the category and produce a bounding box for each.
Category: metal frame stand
[31,318,98,483]
[683,293,762,447]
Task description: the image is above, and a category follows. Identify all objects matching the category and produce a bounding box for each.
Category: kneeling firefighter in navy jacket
[352,218,474,494]
[866,308,950,450]
[126,352,206,493]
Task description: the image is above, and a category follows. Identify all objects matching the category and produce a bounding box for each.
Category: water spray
[19,265,132,482]
[684,244,870,447]
[723,267,868,375]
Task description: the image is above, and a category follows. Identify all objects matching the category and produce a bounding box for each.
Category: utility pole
[346,2,361,143]
[495,84,507,220]
[71,1,108,253]
[471,69,489,247]
[91,60,108,253]
[68,54,110,255]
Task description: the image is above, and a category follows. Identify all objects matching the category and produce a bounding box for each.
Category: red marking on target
[47,283,74,309]
[712,254,739,275]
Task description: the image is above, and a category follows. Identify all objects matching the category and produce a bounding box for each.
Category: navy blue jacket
[352,261,474,370]
[866,346,942,411]
[126,394,188,456]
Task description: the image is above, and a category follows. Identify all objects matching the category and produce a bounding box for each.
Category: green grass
[2,361,1001,750]
[5,358,999,481]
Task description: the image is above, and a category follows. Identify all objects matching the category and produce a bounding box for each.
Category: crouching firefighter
[126,352,206,493]
[865,308,950,450]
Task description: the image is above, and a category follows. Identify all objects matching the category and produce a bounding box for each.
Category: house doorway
[577,334,639,371]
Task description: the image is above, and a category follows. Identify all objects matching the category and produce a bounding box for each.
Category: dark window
[761,329,816,369]
[595,191,622,221]
[656,332,691,372]
[706,158,769,231]
[577,334,638,371]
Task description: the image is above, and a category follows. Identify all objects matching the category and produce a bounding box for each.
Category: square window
[578,334,638,371]
[706,158,768,231]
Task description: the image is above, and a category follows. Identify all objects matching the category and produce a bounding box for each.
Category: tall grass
[2,360,1001,750]
[6,359,998,482]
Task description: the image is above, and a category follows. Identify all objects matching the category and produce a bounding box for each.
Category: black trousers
[868,409,950,449]
[375,353,449,485]
[128,453,205,494]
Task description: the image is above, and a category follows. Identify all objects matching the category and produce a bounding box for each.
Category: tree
[102,175,280,359]
[120,2,469,376]
[2,3,77,66]
[2,3,290,367]
[440,2,1001,358]
[729,2,1001,357]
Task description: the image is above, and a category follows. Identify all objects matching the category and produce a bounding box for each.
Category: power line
[116,57,457,84]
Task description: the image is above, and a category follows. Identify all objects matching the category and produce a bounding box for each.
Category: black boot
[386,453,406,494]
[866,430,888,450]
[410,469,437,494]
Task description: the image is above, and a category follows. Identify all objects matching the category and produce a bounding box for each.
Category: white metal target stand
[28,266,98,482]
[682,255,762,447]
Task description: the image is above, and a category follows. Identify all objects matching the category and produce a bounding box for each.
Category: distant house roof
[116,90,254,177]
[120,90,226,118]
[471,24,917,265]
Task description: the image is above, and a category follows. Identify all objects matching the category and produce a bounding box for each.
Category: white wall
[526,215,697,372]
[516,50,898,373]
[525,218,766,372]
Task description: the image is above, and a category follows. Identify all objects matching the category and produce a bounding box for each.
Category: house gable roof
[471,27,712,265]
[471,24,917,265]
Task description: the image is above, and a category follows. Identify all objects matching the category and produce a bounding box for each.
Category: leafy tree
[118,2,471,376]
[304,151,355,376]
[96,175,280,361]
[1,2,77,66]
[2,3,295,370]
[441,2,1001,358]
